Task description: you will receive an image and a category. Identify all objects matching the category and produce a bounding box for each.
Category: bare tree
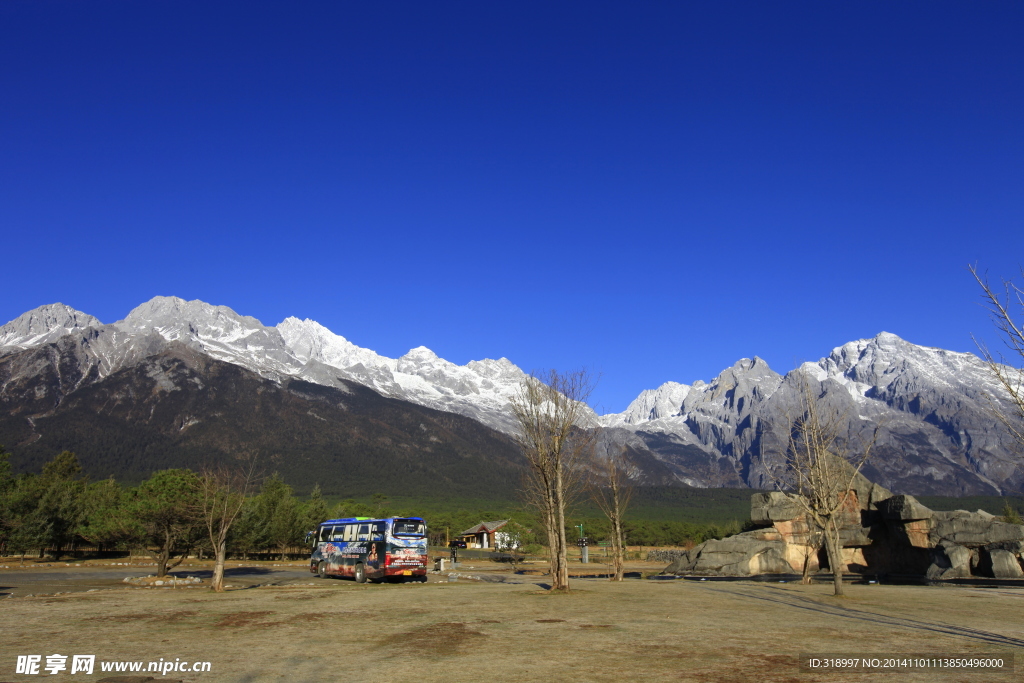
[197,459,258,592]
[798,524,823,585]
[970,264,1024,450]
[510,369,596,592]
[588,444,633,581]
[767,377,878,596]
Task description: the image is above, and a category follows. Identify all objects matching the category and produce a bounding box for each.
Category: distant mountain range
[1,297,1021,496]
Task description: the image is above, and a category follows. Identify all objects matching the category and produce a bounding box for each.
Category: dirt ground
[2,560,1023,683]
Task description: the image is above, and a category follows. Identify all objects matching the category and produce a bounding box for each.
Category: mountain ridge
[2,297,1021,496]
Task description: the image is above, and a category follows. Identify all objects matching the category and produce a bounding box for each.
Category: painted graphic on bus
[308,517,428,582]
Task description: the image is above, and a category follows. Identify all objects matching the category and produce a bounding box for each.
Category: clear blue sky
[2,1,1022,413]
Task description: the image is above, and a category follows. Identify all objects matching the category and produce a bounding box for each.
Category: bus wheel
[317,561,327,579]
[354,563,366,584]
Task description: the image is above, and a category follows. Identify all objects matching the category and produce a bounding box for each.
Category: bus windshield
[392,519,426,537]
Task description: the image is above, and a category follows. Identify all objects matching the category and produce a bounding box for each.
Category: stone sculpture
[661,470,1024,579]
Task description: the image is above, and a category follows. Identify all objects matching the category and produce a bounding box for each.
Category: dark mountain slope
[0,342,525,498]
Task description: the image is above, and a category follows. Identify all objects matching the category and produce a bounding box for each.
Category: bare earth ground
[2,560,1023,683]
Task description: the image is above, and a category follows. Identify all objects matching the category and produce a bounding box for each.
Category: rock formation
[662,472,1024,580]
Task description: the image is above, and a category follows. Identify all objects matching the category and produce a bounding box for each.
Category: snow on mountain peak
[119,298,538,432]
[601,380,691,426]
[276,316,386,370]
[466,357,521,380]
[0,303,102,349]
[116,296,300,378]
[817,331,986,395]
[603,354,786,429]
[401,346,440,361]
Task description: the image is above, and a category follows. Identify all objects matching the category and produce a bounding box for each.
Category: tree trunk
[801,533,819,585]
[801,548,813,585]
[212,538,227,592]
[544,488,559,582]
[157,552,168,577]
[552,468,570,591]
[610,498,625,582]
[824,520,845,596]
[151,530,173,577]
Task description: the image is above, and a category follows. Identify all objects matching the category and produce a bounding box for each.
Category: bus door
[311,523,340,575]
[355,521,386,579]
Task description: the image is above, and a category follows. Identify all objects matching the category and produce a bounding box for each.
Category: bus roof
[319,516,424,525]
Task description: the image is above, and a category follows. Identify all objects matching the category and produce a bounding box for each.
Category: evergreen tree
[79,478,139,553]
[233,473,303,558]
[330,498,374,519]
[34,451,88,559]
[129,469,203,576]
[301,484,330,536]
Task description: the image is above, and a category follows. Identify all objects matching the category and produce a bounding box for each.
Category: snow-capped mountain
[0,296,531,433]
[1,297,1021,495]
[600,332,1022,495]
[277,316,530,432]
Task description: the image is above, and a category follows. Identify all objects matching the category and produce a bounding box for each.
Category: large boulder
[838,526,876,547]
[664,532,792,576]
[929,510,1024,548]
[876,494,933,521]
[925,541,973,580]
[888,519,934,549]
[750,492,804,525]
[836,458,894,513]
[988,549,1024,579]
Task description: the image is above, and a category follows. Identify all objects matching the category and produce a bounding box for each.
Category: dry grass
[382,621,488,655]
[2,578,1022,682]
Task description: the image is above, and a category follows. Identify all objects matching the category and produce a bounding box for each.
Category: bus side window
[370,523,384,541]
[357,524,371,541]
[331,526,346,542]
[344,524,357,542]
[319,526,331,543]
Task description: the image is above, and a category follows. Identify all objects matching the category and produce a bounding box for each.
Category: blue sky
[2,1,1022,413]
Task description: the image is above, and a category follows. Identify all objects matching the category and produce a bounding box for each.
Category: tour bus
[309,516,428,583]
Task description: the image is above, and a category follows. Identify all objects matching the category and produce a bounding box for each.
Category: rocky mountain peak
[121,296,266,339]
[609,381,691,426]
[0,303,102,349]
[818,331,996,400]
[703,356,783,402]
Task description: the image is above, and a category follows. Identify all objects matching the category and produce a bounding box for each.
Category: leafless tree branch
[510,369,596,592]
[970,264,1024,452]
[764,374,879,596]
[586,444,634,581]
[197,455,260,592]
